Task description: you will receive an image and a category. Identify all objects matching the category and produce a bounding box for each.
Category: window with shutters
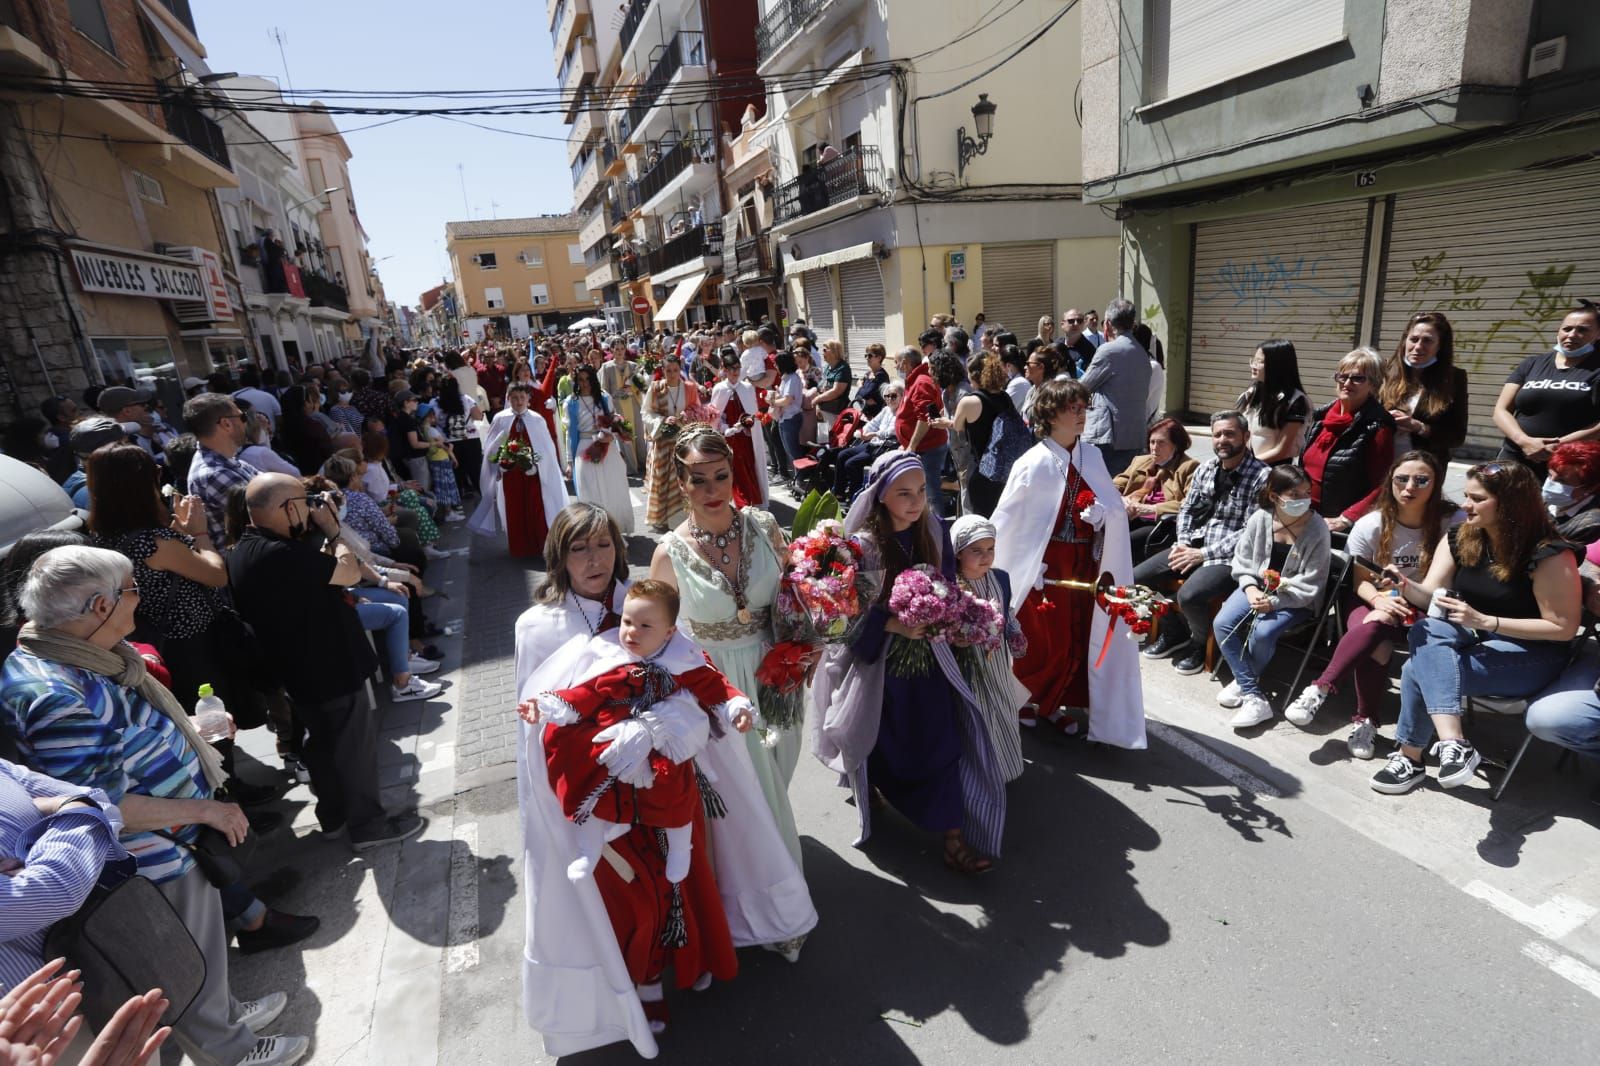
[485,287,505,309]
[1148,0,1346,103]
[522,246,543,267]
[574,281,590,303]
[568,243,584,265]
[476,251,498,270]
[530,283,549,306]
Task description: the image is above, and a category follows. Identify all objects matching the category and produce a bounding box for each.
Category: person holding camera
[227,474,424,853]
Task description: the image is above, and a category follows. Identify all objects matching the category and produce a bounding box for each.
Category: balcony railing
[774,145,883,223]
[756,0,831,65]
[607,194,626,227]
[158,89,230,169]
[627,32,704,131]
[622,180,642,214]
[646,222,722,275]
[733,234,775,282]
[620,253,645,281]
[550,0,567,47]
[600,138,617,172]
[635,130,714,207]
[301,270,348,312]
[618,0,648,56]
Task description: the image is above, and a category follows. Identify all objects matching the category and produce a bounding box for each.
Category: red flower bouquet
[754,639,813,742]
[493,437,537,474]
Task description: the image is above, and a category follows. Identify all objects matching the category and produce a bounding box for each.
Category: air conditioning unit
[517,252,528,263]
[471,254,484,265]
[1528,36,1567,78]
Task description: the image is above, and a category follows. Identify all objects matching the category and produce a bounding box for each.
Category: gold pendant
[737,607,752,624]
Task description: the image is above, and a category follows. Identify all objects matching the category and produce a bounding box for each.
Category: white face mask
[1542,477,1577,508]
[339,392,353,403]
[1278,496,1313,518]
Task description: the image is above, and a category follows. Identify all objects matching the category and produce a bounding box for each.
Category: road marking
[1146,719,1283,798]
[1464,881,1599,941]
[444,819,480,975]
[1522,941,1600,1000]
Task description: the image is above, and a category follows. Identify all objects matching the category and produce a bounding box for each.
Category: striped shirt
[187,445,260,546]
[0,649,206,884]
[0,759,126,992]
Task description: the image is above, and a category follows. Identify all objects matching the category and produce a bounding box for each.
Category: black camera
[304,492,328,511]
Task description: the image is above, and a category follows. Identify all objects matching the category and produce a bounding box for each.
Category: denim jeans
[1212,587,1310,698]
[1525,653,1600,758]
[918,443,949,514]
[1395,616,1572,750]
[778,415,805,466]
[355,598,410,679]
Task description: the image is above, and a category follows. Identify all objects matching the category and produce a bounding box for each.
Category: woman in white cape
[515,503,816,1058]
[466,383,568,557]
[990,379,1147,750]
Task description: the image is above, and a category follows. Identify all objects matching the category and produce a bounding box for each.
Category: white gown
[466,409,569,541]
[513,588,817,1060]
[568,395,636,535]
[709,378,770,507]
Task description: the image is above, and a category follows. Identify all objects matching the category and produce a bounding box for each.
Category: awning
[783,242,877,278]
[653,271,708,323]
[139,2,211,76]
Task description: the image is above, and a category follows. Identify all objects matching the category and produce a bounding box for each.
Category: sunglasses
[1333,373,1369,385]
[1065,317,1083,324]
[1391,474,1432,487]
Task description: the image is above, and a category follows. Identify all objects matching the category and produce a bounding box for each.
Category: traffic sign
[632,296,651,315]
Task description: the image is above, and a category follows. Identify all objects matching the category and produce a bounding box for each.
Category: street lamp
[284,186,343,213]
[956,93,997,180]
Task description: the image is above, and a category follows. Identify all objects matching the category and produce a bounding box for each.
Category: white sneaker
[240,1035,310,1066]
[406,655,441,675]
[1228,695,1274,729]
[1285,684,1327,727]
[1347,718,1377,760]
[391,677,442,703]
[423,545,449,560]
[1216,681,1243,709]
[443,509,467,523]
[237,992,287,1033]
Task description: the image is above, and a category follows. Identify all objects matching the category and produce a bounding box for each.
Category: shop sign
[68,245,207,302]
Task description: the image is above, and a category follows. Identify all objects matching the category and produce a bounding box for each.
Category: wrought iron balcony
[158,89,230,170]
[733,234,775,282]
[626,32,704,131]
[301,270,348,312]
[646,222,721,275]
[773,145,883,223]
[618,0,648,56]
[756,0,831,65]
[635,130,714,208]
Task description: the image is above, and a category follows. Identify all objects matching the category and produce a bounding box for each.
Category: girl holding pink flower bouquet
[810,449,1006,874]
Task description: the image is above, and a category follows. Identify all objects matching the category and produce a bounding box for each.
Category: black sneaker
[236,909,320,955]
[1172,648,1206,675]
[1371,752,1427,794]
[1432,739,1481,789]
[351,813,426,852]
[1142,628,1190,660]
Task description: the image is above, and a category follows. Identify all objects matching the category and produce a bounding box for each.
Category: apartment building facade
[1082,0,1600,453]
[445,214,592,341]
[0,0,249,420]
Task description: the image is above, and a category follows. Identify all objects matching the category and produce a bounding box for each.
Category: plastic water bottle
[192,683,234,743]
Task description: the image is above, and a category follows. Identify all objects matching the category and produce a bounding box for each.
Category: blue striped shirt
[0,648,205,885]
[0,758,126,993]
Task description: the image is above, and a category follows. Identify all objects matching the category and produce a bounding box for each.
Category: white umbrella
[567,316,608,332]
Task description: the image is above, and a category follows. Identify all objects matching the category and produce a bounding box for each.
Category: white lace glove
[721,696,756,734]
[1078,501,1107,530]
[1036,562,1049,591]
[544,397,557,411]
[534,692,580,727]
[593,720,654,787]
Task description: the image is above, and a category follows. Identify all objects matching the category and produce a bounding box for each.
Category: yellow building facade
[446,215,595,340]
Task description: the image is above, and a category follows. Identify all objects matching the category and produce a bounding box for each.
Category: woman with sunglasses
[1370,461,1582,795]
[1284,452,1464,756]
[1299,347,1394,533]
[1379,312,1469,465]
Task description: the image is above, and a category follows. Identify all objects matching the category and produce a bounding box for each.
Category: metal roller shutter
[1189,201,1367,419]
[1378,161,1600,455]
[980,243,1054,341]
[838,258,886,376]
[801,269,836,343]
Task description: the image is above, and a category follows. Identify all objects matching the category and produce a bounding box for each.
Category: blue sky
[195,0,574,309]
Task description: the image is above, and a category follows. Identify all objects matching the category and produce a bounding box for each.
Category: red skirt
[595,811,738,989]
[1014,537,1096,718]
[503,466,548,558]
[727,431,762,509]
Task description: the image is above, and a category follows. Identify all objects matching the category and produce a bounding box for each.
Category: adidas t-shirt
[1504,349,1600,446]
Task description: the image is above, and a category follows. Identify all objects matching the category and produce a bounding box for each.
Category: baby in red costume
[533,581,755,884]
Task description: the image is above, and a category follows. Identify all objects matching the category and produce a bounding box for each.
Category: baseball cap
[392,389,416,406]
[69,415,129,456]
[96,385,153,414]
[182,376,209,391]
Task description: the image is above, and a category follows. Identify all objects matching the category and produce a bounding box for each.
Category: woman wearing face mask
[328,383,365,436]
[1493,302,1600,478]
[1211,464,1332,730]
[1379,312,1469,464]
[1541,440,1600,545]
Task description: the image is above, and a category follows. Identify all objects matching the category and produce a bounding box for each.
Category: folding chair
[1466,616,1597,802]
[1274,548,1353,709]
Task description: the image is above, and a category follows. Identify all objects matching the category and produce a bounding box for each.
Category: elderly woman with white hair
[1299,346,1395,532]
[0,546,310,1066]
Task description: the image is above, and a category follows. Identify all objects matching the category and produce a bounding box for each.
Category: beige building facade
[446,215,594,340]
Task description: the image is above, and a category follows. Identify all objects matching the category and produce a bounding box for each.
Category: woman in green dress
[649,424,810,867]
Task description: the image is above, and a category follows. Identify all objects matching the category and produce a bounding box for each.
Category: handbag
[45,862,206,1029]
[156,809,255,888]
